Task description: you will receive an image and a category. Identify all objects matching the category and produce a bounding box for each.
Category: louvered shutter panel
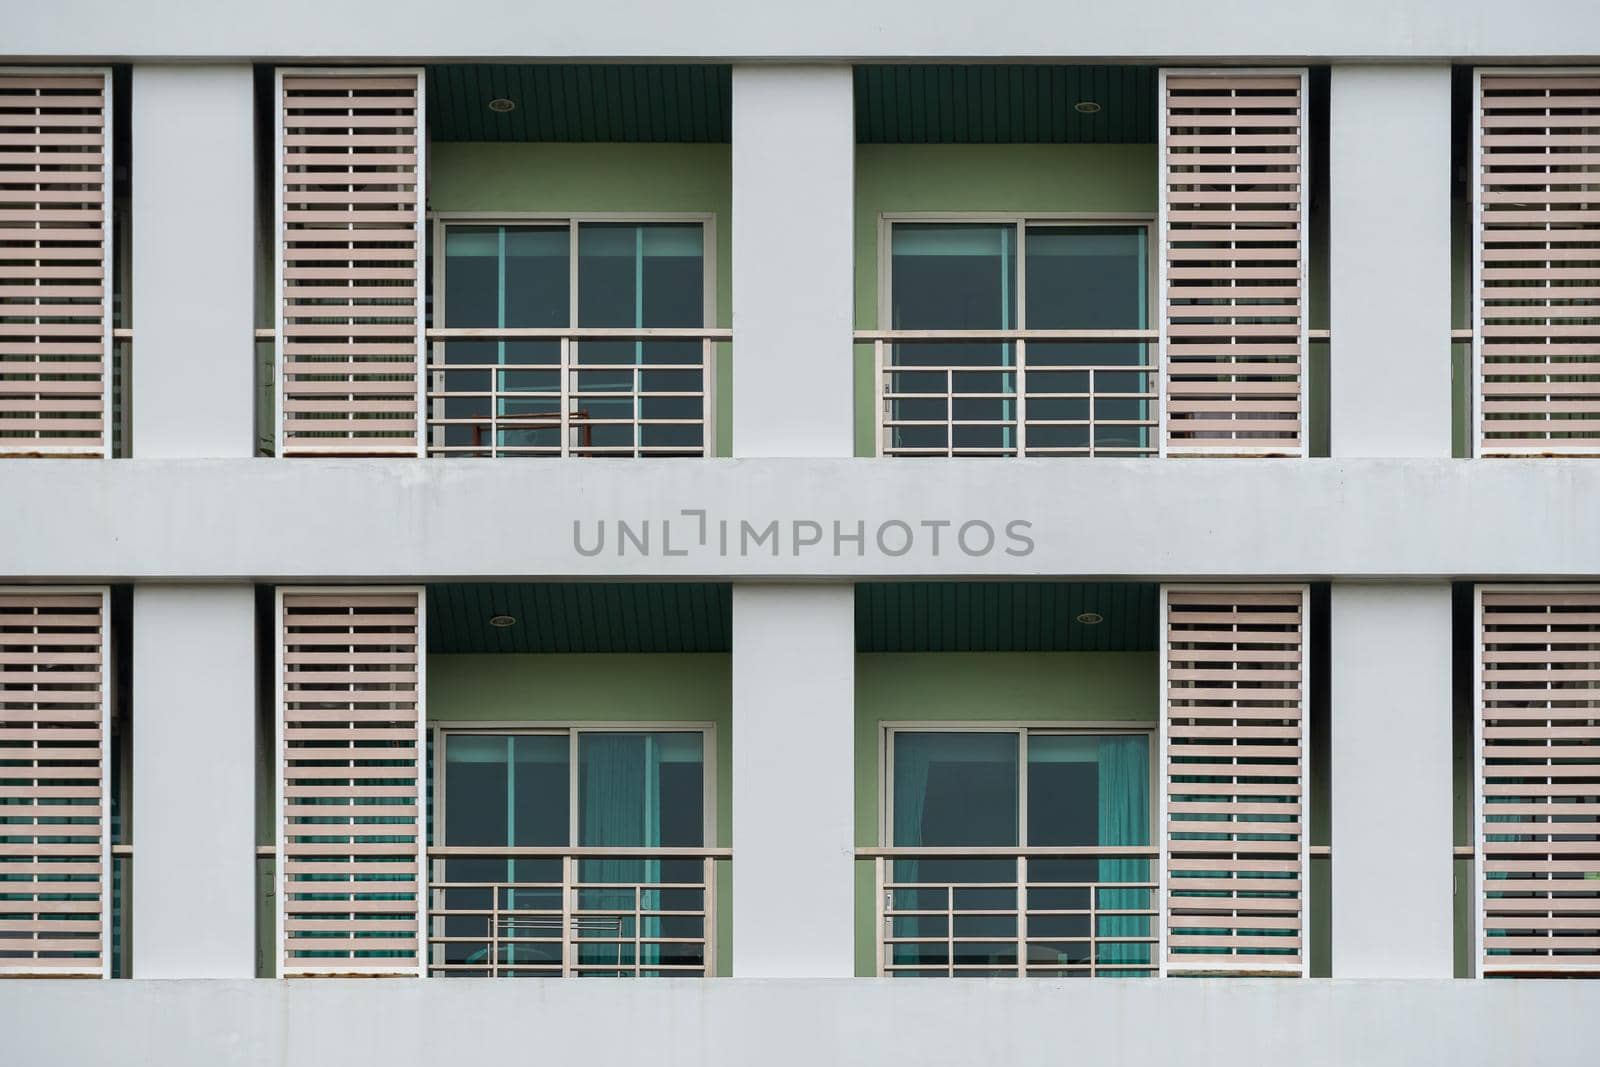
[1162,585,1308,975]
[1161,70,1307,457]
[1475,71,1600,456]
[276,71,424,457]
[277,589,424,977]
[0,589,110,977]
[0,70,111,457]
[1477,587,1600,975]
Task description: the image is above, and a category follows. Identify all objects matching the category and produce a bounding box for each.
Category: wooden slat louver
[277,71,424,456]
[0,71,111,457]
[1163,585,1307,975]
[277,589,424,977]
[1478,587,1600,975]
[1161,70,1307,457]
[0,589,109,977]
[1475,72,1600,456]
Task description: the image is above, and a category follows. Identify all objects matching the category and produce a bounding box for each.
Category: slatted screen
[1161,70,1307,457]
[277,71,424,457]
[1478,587,1600,975]
[0,70,110,457]
[277,589,423,977]
[1475,71,1600,456]
[1163,585,1307,975]
[0,589,109,977]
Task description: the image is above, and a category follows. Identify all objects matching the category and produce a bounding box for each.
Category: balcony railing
[861,846,1159,977]
[865,329,1159,458]
[426,327,728,458]
[427,846,728,977]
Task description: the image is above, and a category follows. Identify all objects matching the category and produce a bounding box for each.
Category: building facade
[3,1,1600,1063]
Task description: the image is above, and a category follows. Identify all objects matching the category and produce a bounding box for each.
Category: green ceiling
[426,581,1155,655]
[426,65,732,143]
[422,64,1155,145]
[854,65,1156,144]
[427,582,731,654]
[856,582,1157,653]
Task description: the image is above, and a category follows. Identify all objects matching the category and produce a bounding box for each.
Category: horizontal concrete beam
[3,978,1596,1067]
[8,0,1600,61]
[0,458,1596,582]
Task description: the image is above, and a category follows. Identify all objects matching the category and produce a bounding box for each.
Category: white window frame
[431,720,719,850]
[878,721,1159,849]
[428,212,718,457]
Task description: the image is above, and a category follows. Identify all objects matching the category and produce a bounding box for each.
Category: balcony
[863,846,1158,976]
[426,846,727,977]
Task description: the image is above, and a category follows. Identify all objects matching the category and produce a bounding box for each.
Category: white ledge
[1,458,1597,582]
[2,978,1596,1067]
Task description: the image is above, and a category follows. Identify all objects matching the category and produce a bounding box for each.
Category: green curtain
[1096,735,1151,976]
[889,734,936,966]
[579,734,656,970]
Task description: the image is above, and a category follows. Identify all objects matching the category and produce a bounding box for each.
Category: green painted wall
[428,143,733,456]
[427,652,733,975]
[852,651,1158,975]
[852,145,1158,456]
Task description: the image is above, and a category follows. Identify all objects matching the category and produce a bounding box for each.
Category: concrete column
[1328,66,1453,457]
[1329,583,1454,976]
[731,66,854,457]
[731,584,854,975]
[131,65,257,457]
[132,585,257,978]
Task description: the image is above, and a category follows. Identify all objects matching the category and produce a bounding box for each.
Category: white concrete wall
[4,978,1599,1066]
[130,66,257,458]
[7,0,1600,59]
[732,66,854,457]
[731,585,854,975]
[131,585,258,978]
[1,458,1598,581]
[1329,583,1455,977]
[1328,67,1454,458]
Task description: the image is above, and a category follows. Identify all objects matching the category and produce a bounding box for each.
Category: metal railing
[427,846,727,977]
[861,846,1159,977]
[864,329,1159,458]
[425,327,728,458]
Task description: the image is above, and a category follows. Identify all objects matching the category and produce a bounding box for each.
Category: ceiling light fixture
[1075,611,1105,625]
[1073,100,1102,114]
[488,614,517,628]
[487,98,517,113]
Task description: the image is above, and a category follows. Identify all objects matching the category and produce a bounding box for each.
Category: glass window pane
[443,734,570,848]
[578,732,704,848]
[1026,734,1149,847]
[578,224,704,329]
[444,225,569,329]
[891,224,1017,331]
[892,731,1018,847]
[1024,226,1146,331]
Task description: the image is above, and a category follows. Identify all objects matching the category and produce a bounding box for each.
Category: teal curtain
[579,734,655,970]
[889,734,936,965]
[1096,735,1151,976]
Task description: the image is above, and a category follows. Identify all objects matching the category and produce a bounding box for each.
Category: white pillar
[1328,66,1453,457]
[132,585,257,978]
[731,66,855,457]
[731,584,854,975]
[1329,583,1454,976]
[131,65,257,457]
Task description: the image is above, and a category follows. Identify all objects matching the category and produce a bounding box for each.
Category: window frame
[878,721,1158,849]
[432,720,719,850]
[875,213,1158,334]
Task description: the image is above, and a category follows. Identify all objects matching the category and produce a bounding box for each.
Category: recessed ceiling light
[487,98,517,113]
[488,614,517,628]
[1075,611,1105,625]
[1073,100,1102,114]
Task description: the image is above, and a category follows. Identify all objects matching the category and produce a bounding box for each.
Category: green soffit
[427,581,1156,655]
[856,582,1158,653]
[423,64,1155,145]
